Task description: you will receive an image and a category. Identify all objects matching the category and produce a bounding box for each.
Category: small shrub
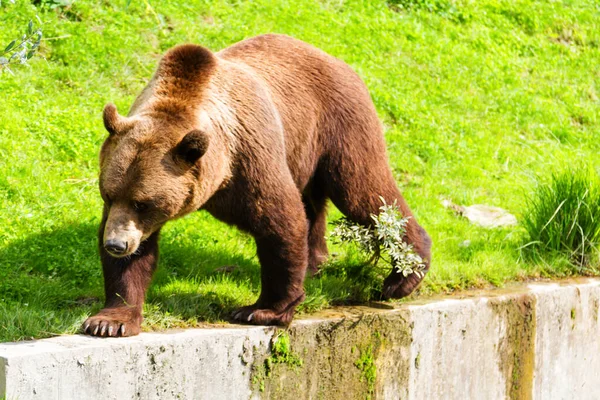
[522,169,600,267]
[329,197,426,278]
[0,18,43,74]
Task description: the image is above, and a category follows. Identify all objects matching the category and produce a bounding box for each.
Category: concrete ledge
[2,279,599,399]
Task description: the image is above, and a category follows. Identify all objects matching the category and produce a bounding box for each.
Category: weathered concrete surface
[1,279,599,400]
[532,282,600,400]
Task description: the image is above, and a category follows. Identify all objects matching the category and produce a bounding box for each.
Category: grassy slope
[0,0,598,341]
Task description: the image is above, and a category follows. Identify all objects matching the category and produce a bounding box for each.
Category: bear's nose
[104,239,128,255]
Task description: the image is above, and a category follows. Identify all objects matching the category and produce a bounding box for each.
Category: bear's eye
[133,201,149,212]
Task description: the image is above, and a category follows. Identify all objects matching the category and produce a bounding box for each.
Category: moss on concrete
[265,331,303,377]
[249,310,412,399]
[490,294,536,400]
[250,331,303,393]
[354,344,376,398]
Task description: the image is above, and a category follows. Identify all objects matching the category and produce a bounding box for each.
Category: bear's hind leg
[304,182,329,275]
[324,149,431,299]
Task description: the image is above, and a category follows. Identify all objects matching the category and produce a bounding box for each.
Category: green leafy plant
[329,197,426,278]
[522,169,600,267]
[0,17,42,74]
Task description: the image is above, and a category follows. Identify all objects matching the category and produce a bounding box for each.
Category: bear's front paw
[81,307,141,337]
[382,269,427,300]
[231,293,305,326]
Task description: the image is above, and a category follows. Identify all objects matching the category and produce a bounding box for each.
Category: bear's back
[217,34,370,113]
[217,34,381,189]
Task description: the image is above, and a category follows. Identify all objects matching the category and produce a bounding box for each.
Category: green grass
[523,167,600,267]
[0,0,599,342]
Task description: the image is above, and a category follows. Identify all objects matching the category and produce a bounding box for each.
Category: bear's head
[99,103,218,257]
[98,44,234,257]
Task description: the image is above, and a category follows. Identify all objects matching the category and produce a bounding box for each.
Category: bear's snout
[102,203,146,257]
[104,239,128,256]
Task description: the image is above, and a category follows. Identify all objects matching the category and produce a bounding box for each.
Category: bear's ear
[103,103,129,136]
[175,130,209,164]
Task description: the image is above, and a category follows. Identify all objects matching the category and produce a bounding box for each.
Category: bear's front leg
[82,222,159,337]
[231,187,309,326]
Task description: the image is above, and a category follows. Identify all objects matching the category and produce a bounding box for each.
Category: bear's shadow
[0,220,265,334]
[1,219,378,338]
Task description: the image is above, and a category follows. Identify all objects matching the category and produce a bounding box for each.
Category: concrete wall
[1,280,599,400]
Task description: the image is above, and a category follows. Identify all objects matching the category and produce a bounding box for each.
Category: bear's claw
[231,310,254,322]
[81,308,140,337]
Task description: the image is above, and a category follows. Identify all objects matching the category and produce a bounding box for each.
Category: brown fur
[82,34,431,337]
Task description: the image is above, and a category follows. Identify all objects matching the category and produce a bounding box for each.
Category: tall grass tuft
[522,169,600,267]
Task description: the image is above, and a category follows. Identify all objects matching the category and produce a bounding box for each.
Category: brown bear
[82,34,431,337]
